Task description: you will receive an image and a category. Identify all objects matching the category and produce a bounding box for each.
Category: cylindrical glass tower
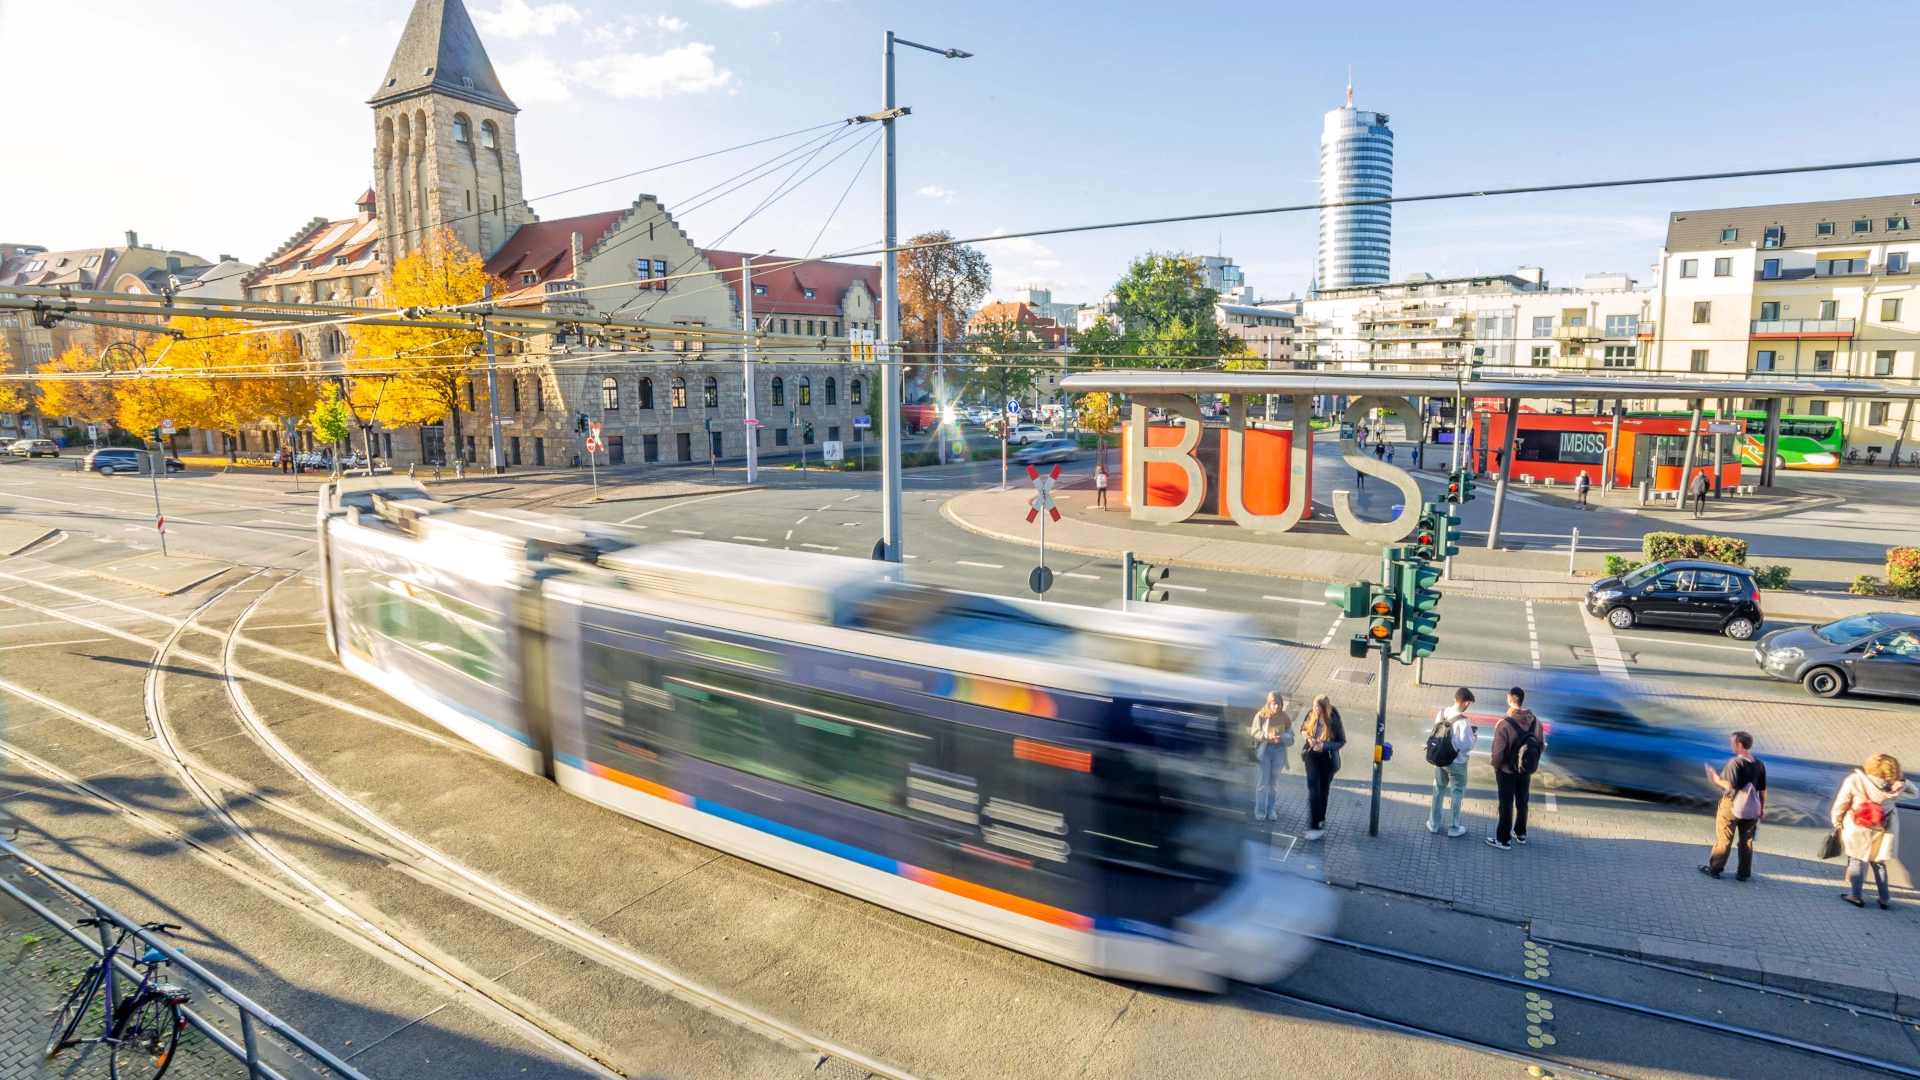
[1317,103,1393,290]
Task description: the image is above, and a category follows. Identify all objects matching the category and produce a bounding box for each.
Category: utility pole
[482,284,504,474]
[936,309,946,465]
[742,256,759,484]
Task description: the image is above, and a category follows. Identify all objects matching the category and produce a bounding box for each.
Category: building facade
[1316,90,1393,291]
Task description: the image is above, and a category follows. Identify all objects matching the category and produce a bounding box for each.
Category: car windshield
[1814,614,1893,644]
[1620,561,1666,587]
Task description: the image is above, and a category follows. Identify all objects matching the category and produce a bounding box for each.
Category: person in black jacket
[1487,686,1543,850]
[1300,694,1346,840]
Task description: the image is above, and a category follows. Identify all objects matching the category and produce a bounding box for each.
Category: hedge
[1888,547,1920,597]
[1643,532,1747,567]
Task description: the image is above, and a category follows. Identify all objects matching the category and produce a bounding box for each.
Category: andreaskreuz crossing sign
[1026,463,1061,523]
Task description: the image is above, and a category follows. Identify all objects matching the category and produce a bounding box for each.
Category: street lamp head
[943,48,972,59]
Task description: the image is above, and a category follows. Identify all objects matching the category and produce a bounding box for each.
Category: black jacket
[1302,708,1346,756]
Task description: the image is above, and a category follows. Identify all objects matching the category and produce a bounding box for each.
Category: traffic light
[1325,581,1369,618]
[1410,502,1461,560]
[1365,583,1397,646]
[1129,557,1170,603]
[1448,468,1478,503]
[576,413,589,433]
[1392,556,1442,664]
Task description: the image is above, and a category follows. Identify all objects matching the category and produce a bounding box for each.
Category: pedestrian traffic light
[576,413,588,433]
[1130,558,1170,603]
[1325,580,1370,618]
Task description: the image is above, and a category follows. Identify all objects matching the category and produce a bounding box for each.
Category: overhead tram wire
[805,137,882,259]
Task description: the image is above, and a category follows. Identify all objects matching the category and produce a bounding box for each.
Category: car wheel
[1802,666,1846,698]
[1606,606,1634,630]
[97,465,114,476]
[1723,616,1756,641]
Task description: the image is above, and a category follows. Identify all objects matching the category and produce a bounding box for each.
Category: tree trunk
[450,399,466,465]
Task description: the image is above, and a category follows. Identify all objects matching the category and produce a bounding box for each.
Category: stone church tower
[369,0,527,263]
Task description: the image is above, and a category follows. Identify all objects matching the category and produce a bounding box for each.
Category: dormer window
[1817,222,1836,236]
[55,258,69,268]
[334,255,349,267]
[753,284,767,296]
[521,270,539,286]
[23,260,42,272]
[298,259,314,270]
[802,287,816,299]
[82,255,100,268]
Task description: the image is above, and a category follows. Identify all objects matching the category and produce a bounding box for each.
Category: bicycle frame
[64,920,171,1052]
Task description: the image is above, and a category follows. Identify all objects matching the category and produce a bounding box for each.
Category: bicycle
[46,918,192,1079]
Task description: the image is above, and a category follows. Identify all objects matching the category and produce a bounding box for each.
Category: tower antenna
[1346,65,1353,107]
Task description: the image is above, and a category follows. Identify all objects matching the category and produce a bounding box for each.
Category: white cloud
[575,43,732,98]
[472,0,583,38]
[497,53,574,102]
[711,0,787,7]
[917,184,955,203]
[652,15,689,32]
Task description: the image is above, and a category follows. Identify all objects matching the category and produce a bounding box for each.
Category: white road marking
[1319,615,1343,649]
[1160,583,1207,593]
[1526,600,1541,669]
[818,504,834,511]
[732,535,769,543]
[795,516,809,524]
[0,636,111,651]
[1582,611,1632,679]
[957,560,1003,569]
[784,530,794,540]
[841,522,861,527]
[842,495,860,501]
[670,529,705,536]
[1265,595,1327,606]
[800,543,840,552]
[1061,572,1099,580]
[619,488,753,523]
[1614,634,1754,653]
[1545,793,1559,812]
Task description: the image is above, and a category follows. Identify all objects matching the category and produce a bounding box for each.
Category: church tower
[370,0,526,263]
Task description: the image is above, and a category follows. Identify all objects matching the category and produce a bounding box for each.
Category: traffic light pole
[742,256,758,485]
[1369,545,1395,837]
[482,284,504,475]
[878,32,905,563]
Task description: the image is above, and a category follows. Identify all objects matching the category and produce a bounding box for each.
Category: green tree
[310,384,352,449]
[962,317,1054,484]
[1107,252,1245,368]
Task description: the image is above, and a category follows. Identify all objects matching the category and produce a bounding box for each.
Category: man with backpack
[1488,686,1544,850]
[1427,688,1477,837]
[1701,731,1766,881]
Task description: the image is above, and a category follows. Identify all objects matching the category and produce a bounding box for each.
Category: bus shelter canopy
[1056,371,1920,400]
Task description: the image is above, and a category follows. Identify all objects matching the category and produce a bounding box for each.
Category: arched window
[850,379,862,406]
[671,376,687,408]
[601,377,618,411]
[702,376,719,408]
[481,121,498,150]
[824,377,837,405]
[453,115,471,143]
[799,377,812,406]
[771,377,784,406]
[637,377,654,410]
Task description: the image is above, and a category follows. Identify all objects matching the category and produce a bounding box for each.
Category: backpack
[1505,717,1544,775]
[1424,719,1459,767]
[1853,799,1887,830]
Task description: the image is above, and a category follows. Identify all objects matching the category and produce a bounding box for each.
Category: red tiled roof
[484,210,628,301]
[703,250,881,317]
[247,212,380,289]
[969,301,1067,344]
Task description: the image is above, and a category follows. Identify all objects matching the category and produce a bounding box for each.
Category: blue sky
[6,0,1920,305]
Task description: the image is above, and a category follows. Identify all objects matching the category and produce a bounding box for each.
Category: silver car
[7,438,60,458]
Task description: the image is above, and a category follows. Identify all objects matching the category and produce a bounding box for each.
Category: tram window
[340,564,507,688]
[1087,746,1238,883]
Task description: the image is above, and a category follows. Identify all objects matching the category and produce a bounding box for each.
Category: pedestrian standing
[1355,466,1366,489]
[1385,440,1395,465]
[1831,754,1908,908]
[1690,470,1711,517]
[1094,464,1110,509]
[1487,687,1543,850]
[1249,692,1293,821]
[1427,688,1477,837]
[1700,731,1766,880]
[1575,470,1591,507]
[1300,695,1345,841]
[1414,442,1424,470]
[1373,440,1386,461]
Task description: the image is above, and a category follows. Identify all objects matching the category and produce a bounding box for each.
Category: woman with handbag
[1299,695,1345,841]
[1831,754,1909,909]
[1249,692,1293,821]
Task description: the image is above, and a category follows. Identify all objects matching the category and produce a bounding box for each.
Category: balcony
[1358,324,1466,341]
[1634,320,1656,338]
[1750,318,1855,338]
[1554,324,1601,342]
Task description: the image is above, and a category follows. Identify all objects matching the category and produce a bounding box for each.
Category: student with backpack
[1487,687,1543,850]
[1426,688,1477,837]
[1700,731,1766,880]
[1830,754,1909,908]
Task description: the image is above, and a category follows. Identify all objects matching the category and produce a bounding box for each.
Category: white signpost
[585,421,603,500]
[1026,463,1061,598]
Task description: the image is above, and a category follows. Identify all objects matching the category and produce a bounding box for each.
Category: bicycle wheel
[110,993,180,1080]
[45,964,105,1059]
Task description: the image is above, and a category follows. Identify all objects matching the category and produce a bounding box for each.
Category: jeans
[1253,748,1284,819]
[1302,750,1337,830]
[1706,798,1756,879]
[1846,859,1889,905]
[1693,492,1707,517]
[1495,770,1531,843]
[1429,760,1468,831]
[1095,487,1107,508]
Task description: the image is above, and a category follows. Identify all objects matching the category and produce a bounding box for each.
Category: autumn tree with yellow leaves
[35,346,121,430]
[348,226,503,464]
[160,318,317,462]
[0,335,27,417]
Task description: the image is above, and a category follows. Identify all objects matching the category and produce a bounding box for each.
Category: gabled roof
[1667,193,1920,253]
[702,250,881,317]
[969,301,1068,344]
[246,202,381,293]
[0,247,123,290]
[370,0,516,114]
[483,210,630,301]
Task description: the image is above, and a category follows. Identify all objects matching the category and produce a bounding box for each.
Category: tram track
[0,562,931,1080]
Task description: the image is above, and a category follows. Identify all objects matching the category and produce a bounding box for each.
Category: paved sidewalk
[944,483,1920,622]
[1245,639,1920,1014]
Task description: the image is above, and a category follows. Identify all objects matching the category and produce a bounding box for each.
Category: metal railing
[1751,318,1855,335]
[0,839,369,1080]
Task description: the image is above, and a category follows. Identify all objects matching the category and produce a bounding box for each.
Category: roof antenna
[1346,65,1353,107]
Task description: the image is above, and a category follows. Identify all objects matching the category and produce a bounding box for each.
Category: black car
[1584,559,1763,640]
[1753,611,1920,699]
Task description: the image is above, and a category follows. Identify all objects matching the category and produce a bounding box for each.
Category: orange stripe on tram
[586,760,695,807]
[900,865,1094,931]
[1013,738,1092,772]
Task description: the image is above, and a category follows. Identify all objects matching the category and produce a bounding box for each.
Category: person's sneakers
[1304,828,1325,841]
[1699,865,1721,879]
[1486,837,1511,850]
[1425,822,1438,834]
[1448,825,1468,838]
[1842,894,1865,908]
[1513,833,1528,845]
[1254,810,1267,821]
[1880,900,1891,910]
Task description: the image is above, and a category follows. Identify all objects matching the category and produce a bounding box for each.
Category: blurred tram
[316,477,1334,990]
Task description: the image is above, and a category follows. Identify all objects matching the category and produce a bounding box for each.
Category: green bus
[1631,411,1844,470]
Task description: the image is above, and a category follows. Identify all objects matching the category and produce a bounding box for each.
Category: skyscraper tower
[1316,80,1393,291]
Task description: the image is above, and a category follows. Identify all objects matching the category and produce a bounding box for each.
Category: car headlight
[1767,647,1803,662]
[1592,589,1621,603]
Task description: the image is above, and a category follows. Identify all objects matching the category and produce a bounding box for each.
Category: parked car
[84,448,184,475]
[1002,424,1050,446]
[964,407,997,426]
[1010,438,1080,465]
[1753,611,1920,699]
[1583,559,1763,640]
[7,438,60,458]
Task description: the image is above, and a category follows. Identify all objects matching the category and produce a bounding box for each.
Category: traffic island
[84,557,230,596]
[0,523,56,557]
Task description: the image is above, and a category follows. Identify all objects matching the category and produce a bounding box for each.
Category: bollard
[1569,527,1579,576]
[1638,480,1649,506]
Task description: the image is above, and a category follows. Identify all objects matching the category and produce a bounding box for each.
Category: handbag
[1817,827,1844,861]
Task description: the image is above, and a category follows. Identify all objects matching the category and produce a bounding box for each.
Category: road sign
[823,440,844,462]
[1025,463,1060,523]
[1006,399,1022,418]
[86,424,97,440]
[1028,566,1054,594]
[854,416,871,428]
[588,421,602,439]
[744,417,761,426]
[160,418,175,435]
[1706,420,1740,434]
[497,417,514,426]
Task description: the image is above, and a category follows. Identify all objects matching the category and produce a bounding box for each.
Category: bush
[1852,574,1885,597]
[1603,555,1643,578]
[1752,565,1793,591]
[1643,531,1747,567]
[1887,547,1920,598]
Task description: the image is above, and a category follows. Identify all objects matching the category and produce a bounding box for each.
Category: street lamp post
[742,256,759,484]
[875,30,971,562]
[482,284,505,474]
